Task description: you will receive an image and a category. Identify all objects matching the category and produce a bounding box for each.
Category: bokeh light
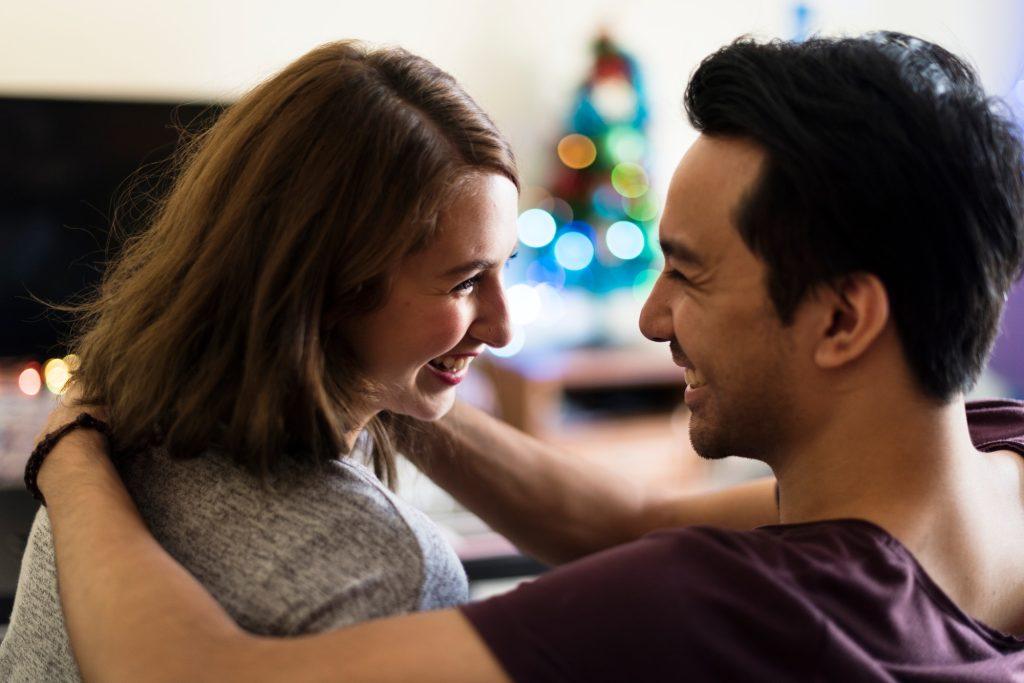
[632,269,661,302]
[63,353,81,371]
[592,77,638,122]
[517,208,557,248]
[590,184,622,220]
[623,194,659,222]
[605,125,646,163]
[537,195,574,224]
[554,232,596,271]
[526,258,566,288]
[489,325,526,358]
[606,221,645,260]
[611,163,649,198]
[44,358,71,395]
[18,367,41,396]
[534,283,565,326]
[507,283,542,325]
[557,134,598,170]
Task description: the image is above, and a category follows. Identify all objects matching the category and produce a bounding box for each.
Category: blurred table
[479,345,707,492]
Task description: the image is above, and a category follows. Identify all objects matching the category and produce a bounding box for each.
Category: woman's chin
[398,392,457,423]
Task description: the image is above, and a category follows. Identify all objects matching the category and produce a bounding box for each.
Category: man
[36,32,1024,680]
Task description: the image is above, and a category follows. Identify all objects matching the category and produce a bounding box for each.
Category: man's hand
[34,382,109,447]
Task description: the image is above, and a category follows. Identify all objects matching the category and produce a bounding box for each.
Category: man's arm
[407,401,778,564]
[40,431,510,683]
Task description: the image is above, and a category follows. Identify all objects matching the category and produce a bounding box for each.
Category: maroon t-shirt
[462,399,1024,681]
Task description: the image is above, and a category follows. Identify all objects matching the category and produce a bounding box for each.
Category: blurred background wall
[3,0,1023,193]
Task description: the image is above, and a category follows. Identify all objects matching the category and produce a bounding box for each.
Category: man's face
[639,135,800,462]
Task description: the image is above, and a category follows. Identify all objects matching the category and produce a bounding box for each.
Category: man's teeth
[683,367,707,389]
[432,355,471,373]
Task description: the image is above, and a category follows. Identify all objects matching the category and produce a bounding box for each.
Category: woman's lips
[424,354,477,386]
[425,362,465,386]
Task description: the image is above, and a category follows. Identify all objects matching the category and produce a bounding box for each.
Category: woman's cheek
[408,302,469,353]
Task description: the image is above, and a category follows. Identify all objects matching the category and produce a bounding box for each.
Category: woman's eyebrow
[441,259,496,278]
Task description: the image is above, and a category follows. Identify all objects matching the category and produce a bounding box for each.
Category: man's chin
[688,420,734,461]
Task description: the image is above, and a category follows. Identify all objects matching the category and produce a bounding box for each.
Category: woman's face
[346,173,519,423]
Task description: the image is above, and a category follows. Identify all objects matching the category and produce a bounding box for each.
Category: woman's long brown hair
[68,41,518,485]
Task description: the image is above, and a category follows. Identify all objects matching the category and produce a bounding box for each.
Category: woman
[0,40,519,680]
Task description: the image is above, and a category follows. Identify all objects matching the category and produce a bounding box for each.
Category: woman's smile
[424,353,478,386]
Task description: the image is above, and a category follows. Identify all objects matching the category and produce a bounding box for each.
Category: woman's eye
[452,274,483,293]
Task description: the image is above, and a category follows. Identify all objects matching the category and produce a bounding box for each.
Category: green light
[605,126,646,163]
[611,163,649,199]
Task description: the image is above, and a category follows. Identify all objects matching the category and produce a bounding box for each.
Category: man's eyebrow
[659,239,704,267]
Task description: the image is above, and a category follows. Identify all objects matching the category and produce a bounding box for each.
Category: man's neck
[772,389,1024,633]
[774,391,978,530]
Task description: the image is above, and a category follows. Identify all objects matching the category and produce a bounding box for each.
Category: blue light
[591,184,622,220]
[517,208,557,248]
[606,221,645,260]
[526,258,566,288]
[554,232,595,271]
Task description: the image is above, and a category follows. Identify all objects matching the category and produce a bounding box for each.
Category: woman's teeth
[684,367,707,389]
[430,355,471,373]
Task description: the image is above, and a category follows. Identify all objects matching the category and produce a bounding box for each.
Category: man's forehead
[660,135,767,250]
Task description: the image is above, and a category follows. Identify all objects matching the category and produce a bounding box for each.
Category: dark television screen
[0,96,222,359]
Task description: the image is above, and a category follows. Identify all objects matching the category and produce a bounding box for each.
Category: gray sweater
[0,447,468,681]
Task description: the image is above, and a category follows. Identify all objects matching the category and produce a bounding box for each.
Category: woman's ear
[811,273,890,370]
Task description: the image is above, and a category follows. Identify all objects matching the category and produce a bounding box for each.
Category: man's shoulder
[466,519,913,644]
[569,521,887,602]
[967,398,1024,452]
[461,524,846,682]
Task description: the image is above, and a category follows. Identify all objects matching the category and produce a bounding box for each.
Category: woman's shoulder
[122,446,418,551]
[119,447,468,633]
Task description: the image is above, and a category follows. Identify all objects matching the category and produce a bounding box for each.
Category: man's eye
[453,274,483,293]
[665,267,689,283]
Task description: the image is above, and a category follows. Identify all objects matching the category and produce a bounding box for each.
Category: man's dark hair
[684,32,1024,401]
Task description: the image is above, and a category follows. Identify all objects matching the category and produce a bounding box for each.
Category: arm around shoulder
[39,429,510,683]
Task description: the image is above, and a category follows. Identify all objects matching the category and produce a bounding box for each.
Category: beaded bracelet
[24,413,112,507]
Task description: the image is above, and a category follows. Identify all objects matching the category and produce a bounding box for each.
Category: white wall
[3,0,1022,193]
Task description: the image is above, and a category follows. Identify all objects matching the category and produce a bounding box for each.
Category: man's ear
[811,273,890,370]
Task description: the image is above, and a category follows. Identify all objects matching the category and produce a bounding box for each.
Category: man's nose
[638,275,673,343]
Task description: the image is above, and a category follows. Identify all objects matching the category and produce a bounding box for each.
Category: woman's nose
[472,282,513,349]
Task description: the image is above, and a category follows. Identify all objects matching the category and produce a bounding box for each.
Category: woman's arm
[40,431,510,683]
[406,401,778,563]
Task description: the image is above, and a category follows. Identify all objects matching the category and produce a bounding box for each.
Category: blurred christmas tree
[507,33,661,353]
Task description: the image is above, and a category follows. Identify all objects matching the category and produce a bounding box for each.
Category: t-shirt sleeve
[966,399,1024,453]
[460,528,826,683]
